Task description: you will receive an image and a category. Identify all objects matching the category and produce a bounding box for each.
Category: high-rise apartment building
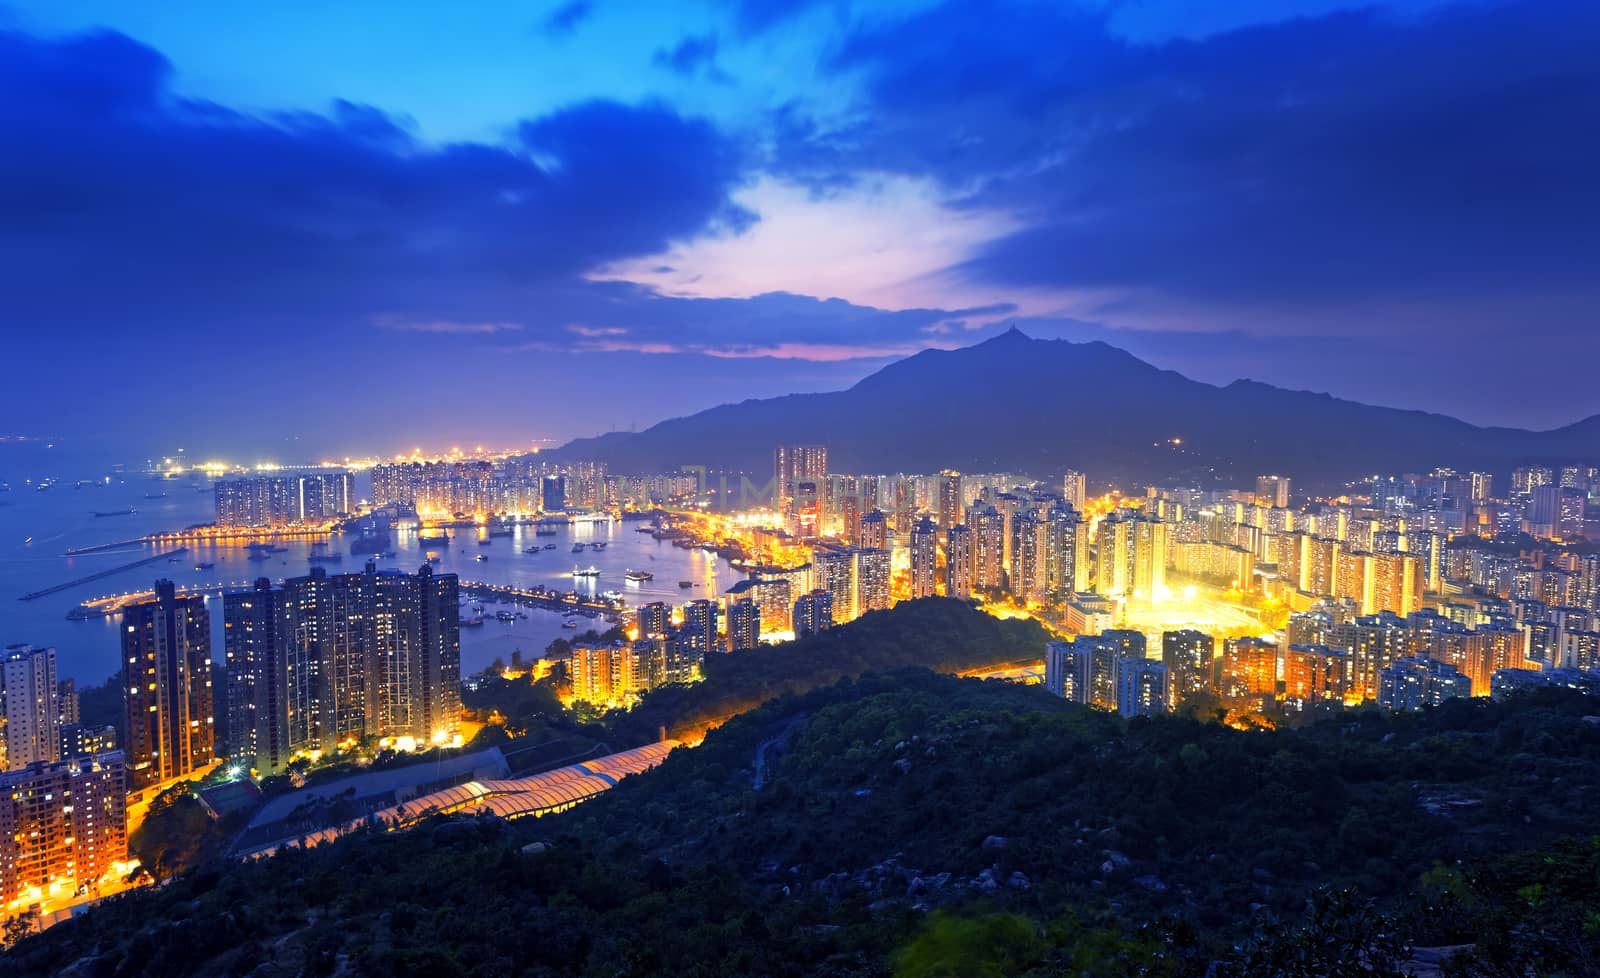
[727,598,761,651]
[2,645,60,770]
[908,517,939,599]
[1161,630,1214,708]
[793,589,834,638]
[214,471,354,527]
[774,445,828,530]
[0,752,127,906]
[937,471,963,531]
[1061,470,1087,510]
[945,524,973,599]
[224,564,461,774]
[1255,475,1290,509]
[1116,658,1169,718]
[122,580,214,789]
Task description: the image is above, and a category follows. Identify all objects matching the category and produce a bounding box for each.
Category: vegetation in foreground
[7,637,1598,977]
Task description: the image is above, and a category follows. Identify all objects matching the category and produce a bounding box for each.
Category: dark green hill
[10,652,1599,977]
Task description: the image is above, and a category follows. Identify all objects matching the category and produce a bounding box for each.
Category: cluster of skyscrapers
[224,564,462,774]
[214,470,354,528]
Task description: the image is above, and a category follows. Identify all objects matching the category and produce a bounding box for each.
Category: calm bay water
[0,447,737,686]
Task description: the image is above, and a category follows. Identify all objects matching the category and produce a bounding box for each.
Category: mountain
[553,328,1600,489]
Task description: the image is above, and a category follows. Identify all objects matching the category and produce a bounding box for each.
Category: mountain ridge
[553,331,1600,488]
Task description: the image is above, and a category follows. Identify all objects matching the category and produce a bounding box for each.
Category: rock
[1102,850,1131,869]
[982,835,1009,850]
[894,758,913,774]
[1006,871,1031,890]
[1134,875,1167,892]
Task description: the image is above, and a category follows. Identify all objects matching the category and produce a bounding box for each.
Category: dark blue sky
[2,0,1596,463]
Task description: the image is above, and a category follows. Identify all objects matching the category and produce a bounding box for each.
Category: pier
[20,548,189,601]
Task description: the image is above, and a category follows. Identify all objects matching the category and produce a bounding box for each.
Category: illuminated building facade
[727,598,761,651]
[1044,637,1119,709]
[2,645,60,771]
[908,517,939,599]
[1255,475,1290,508]
[1282,644,1347,704]
[1378,657,1473,710]
[967,504,1005,591]
[121,580,215,789]
[1116,658,1169,718]
[1161,630,1214,708]
[945,524,973,599]
[775,444,828,533]
[214,471,354,527]
[0,752,127,907]
[1062,470,1086,510]
[224,564,461,774]
[938,471,963,530]
[1219,636,1277,699]
[793,589,834,638]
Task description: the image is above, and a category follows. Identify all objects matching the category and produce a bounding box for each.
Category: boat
[571,565,601,579]
[92,508,136,518]
[524,546,543,554]
[591,541,608,551]
[571,543,586,553]
[418,533,450,547]
[426,555,441,564]
[678,580,693,588]
[625,570,654,582]
[459,610,485,627]
[561,618,579,629]
[494,611,517,622]
[144,492,165,499]
[478,538,492,546]
[543,543,557,551]
[475,554,489,562]
[248,551,271,561]
[194,562,215,570]
[309,553,344,564]
[534,526,558,537]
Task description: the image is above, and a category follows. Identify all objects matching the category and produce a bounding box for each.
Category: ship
[571,565,601,579]
[92,508,137,518]
[459,609,485,627]
[308,553,344,564]
[534,525,559,537]
[678,580,693,588]
[624,570,654,582]
[194,562,215,570]
[418,533,450,548]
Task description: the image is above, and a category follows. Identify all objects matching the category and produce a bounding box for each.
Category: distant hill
[553,328,1600,489]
